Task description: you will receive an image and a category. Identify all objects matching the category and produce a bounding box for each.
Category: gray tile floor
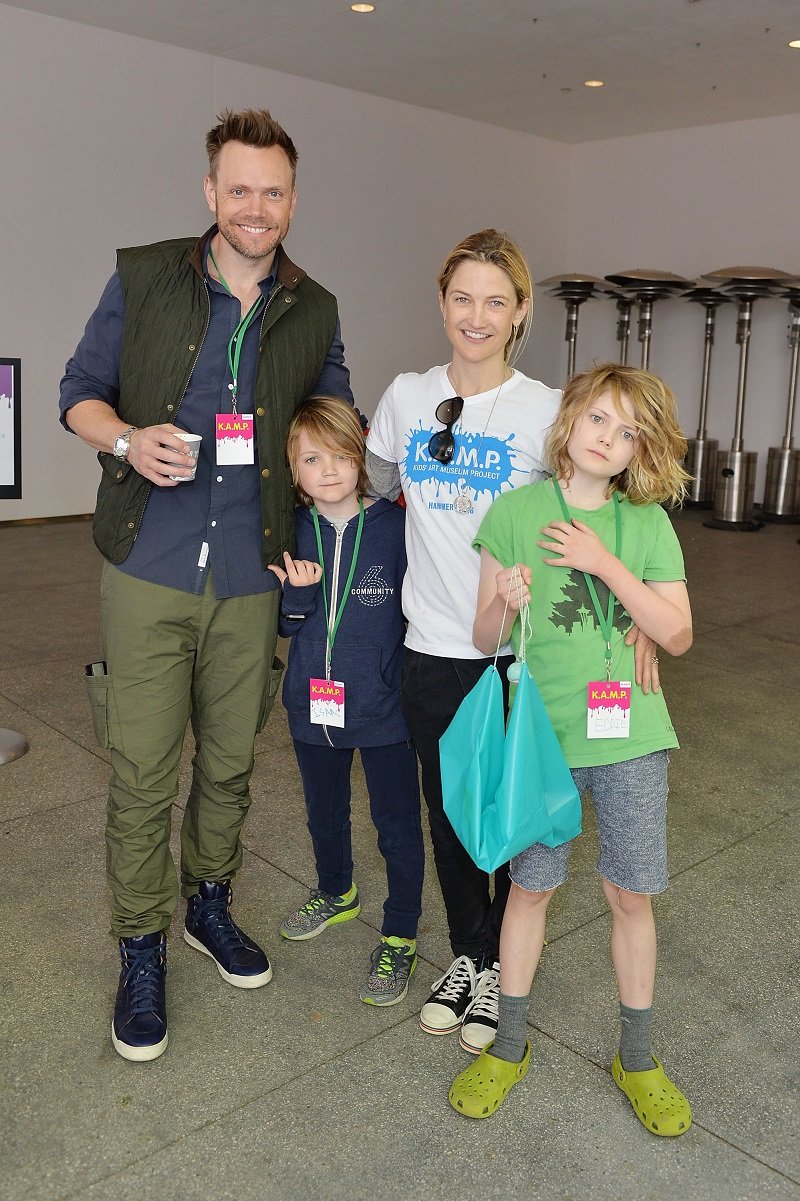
[1,510,798,1201]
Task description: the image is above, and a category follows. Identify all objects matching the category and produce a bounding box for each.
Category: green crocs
[449,1042,530,1119]
[612,1054,692,1137]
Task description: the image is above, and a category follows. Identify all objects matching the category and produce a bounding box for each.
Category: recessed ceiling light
[789,39,800,48]
[584,79,605,88]
[351,3,375,11]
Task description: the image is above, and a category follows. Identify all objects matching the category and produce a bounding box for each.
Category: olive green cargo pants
[89,564,282,937]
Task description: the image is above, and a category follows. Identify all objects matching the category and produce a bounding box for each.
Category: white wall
[0,3,568,521]
[2,2,799,522]
[559,115,800,500]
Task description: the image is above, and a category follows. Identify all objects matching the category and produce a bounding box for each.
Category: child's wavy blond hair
[286,396,369,508]
[546,362,690,506]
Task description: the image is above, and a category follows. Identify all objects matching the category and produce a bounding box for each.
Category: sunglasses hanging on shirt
[427,396,464,464]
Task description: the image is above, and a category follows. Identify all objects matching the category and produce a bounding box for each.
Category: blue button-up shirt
[60,243,352,597]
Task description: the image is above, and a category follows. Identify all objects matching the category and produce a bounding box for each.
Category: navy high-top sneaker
[184,881,272,988]
[112,931,168,1062]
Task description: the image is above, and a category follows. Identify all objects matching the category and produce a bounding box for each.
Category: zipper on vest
[130,281,211,547]
[175,280,212,417]
[259,283,284,341]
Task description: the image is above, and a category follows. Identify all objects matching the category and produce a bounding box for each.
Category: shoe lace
[372,941,409,979]
[197,896,250,950]
[465,963,500,1021]
[121,943,165,1014]
[430,954,476,1000]
[299,890,336,915]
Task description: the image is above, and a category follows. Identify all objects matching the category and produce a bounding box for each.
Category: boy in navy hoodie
[269,396,423,1005]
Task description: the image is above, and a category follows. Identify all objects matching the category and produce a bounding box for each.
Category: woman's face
[439,260,528,371]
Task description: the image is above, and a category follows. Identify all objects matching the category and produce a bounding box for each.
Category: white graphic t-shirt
[368,365,561,658]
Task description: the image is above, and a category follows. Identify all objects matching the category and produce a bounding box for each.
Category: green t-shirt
[474,478,685,767]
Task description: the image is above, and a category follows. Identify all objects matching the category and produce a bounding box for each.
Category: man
[60,109,352,1062]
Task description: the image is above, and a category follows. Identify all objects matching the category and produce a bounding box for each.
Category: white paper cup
[168,432,202,482]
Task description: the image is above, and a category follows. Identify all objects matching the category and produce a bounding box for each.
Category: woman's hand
[267,552,323,587]
[538,520,611,576]
[626,626,661,694]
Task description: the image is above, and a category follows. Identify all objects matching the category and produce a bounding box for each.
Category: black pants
[401,649,513,961]
[293,738,424,939]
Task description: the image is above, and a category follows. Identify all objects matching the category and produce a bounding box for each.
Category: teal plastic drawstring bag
[439,664,506,870]
[495,662,582,854]
[440,567,581,873]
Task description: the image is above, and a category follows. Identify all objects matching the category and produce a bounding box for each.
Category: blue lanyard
[552,480,622,680]
[209,244,264,415]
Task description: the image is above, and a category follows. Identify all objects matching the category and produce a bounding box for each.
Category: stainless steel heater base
[684,437,719,507]
[705,449,762,530]
[762,446,800,522]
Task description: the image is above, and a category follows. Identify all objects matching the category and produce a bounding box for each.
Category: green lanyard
[311,500,365,677]
[209,244,264,415]
[552,480,622,680]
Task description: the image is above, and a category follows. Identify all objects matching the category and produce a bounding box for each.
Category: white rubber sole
[183,929,273,988]
[459,1026,497,1055]
[111,1023,168,1062]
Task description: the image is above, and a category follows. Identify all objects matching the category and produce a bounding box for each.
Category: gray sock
[490,992,529,1063]
[619,1003,655,1072]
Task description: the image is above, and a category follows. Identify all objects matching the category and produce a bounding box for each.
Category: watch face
[114,436,128,459]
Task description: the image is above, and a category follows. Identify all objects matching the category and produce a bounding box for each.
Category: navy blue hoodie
[279,498,410,747]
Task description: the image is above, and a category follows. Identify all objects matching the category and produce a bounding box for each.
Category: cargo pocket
[257,655,286,732]
[84,662,111,749]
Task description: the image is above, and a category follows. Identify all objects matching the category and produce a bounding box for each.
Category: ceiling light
[789,39,800,48]
[351,3,375,11]
[584,80,605,88]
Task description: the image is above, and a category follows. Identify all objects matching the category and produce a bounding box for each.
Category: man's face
[204,141,297,265]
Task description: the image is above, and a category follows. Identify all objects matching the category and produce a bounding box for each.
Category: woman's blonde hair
[286,396,369,508]
[437,229,533,365]
[546,363,690,506]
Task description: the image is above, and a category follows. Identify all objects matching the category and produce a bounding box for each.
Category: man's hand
[126,425,198,486]
[65,401,197,485]
[267,552,323,588]
[626,625,661,694]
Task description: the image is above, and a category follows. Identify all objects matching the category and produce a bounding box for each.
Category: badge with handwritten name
[309,678,345,727]
[216,414,254,465]
[587,680,631,739]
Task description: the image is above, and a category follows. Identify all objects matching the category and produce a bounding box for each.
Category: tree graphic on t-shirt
[550,570,629,636]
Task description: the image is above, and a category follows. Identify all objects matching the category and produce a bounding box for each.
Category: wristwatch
[112,426,138,461]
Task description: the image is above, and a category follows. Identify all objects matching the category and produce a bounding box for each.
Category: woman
[366,229,561,1053]
[368,229,659,1055]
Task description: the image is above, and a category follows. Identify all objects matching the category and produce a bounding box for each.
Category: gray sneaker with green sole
[280,888,360,941]
[360,937,417,1006]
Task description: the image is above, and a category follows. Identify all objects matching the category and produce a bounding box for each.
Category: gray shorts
[510,751,669,896]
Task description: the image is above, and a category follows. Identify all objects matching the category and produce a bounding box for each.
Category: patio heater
[612,293,634,364]
[681,287,731,507]
[605,270,693,370]
[762,283,800,521]
[701,267,795,530]
[538,274,620,381]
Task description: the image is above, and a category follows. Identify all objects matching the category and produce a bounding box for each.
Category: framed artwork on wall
[0,358,21,500]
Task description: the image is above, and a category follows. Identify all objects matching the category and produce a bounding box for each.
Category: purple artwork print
[0,357,22,498]
[0,363,13,404]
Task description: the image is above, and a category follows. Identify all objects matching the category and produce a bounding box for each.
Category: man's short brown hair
[206,109,298,180]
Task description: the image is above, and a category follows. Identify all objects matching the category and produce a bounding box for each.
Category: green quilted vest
[92,228,338,568]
